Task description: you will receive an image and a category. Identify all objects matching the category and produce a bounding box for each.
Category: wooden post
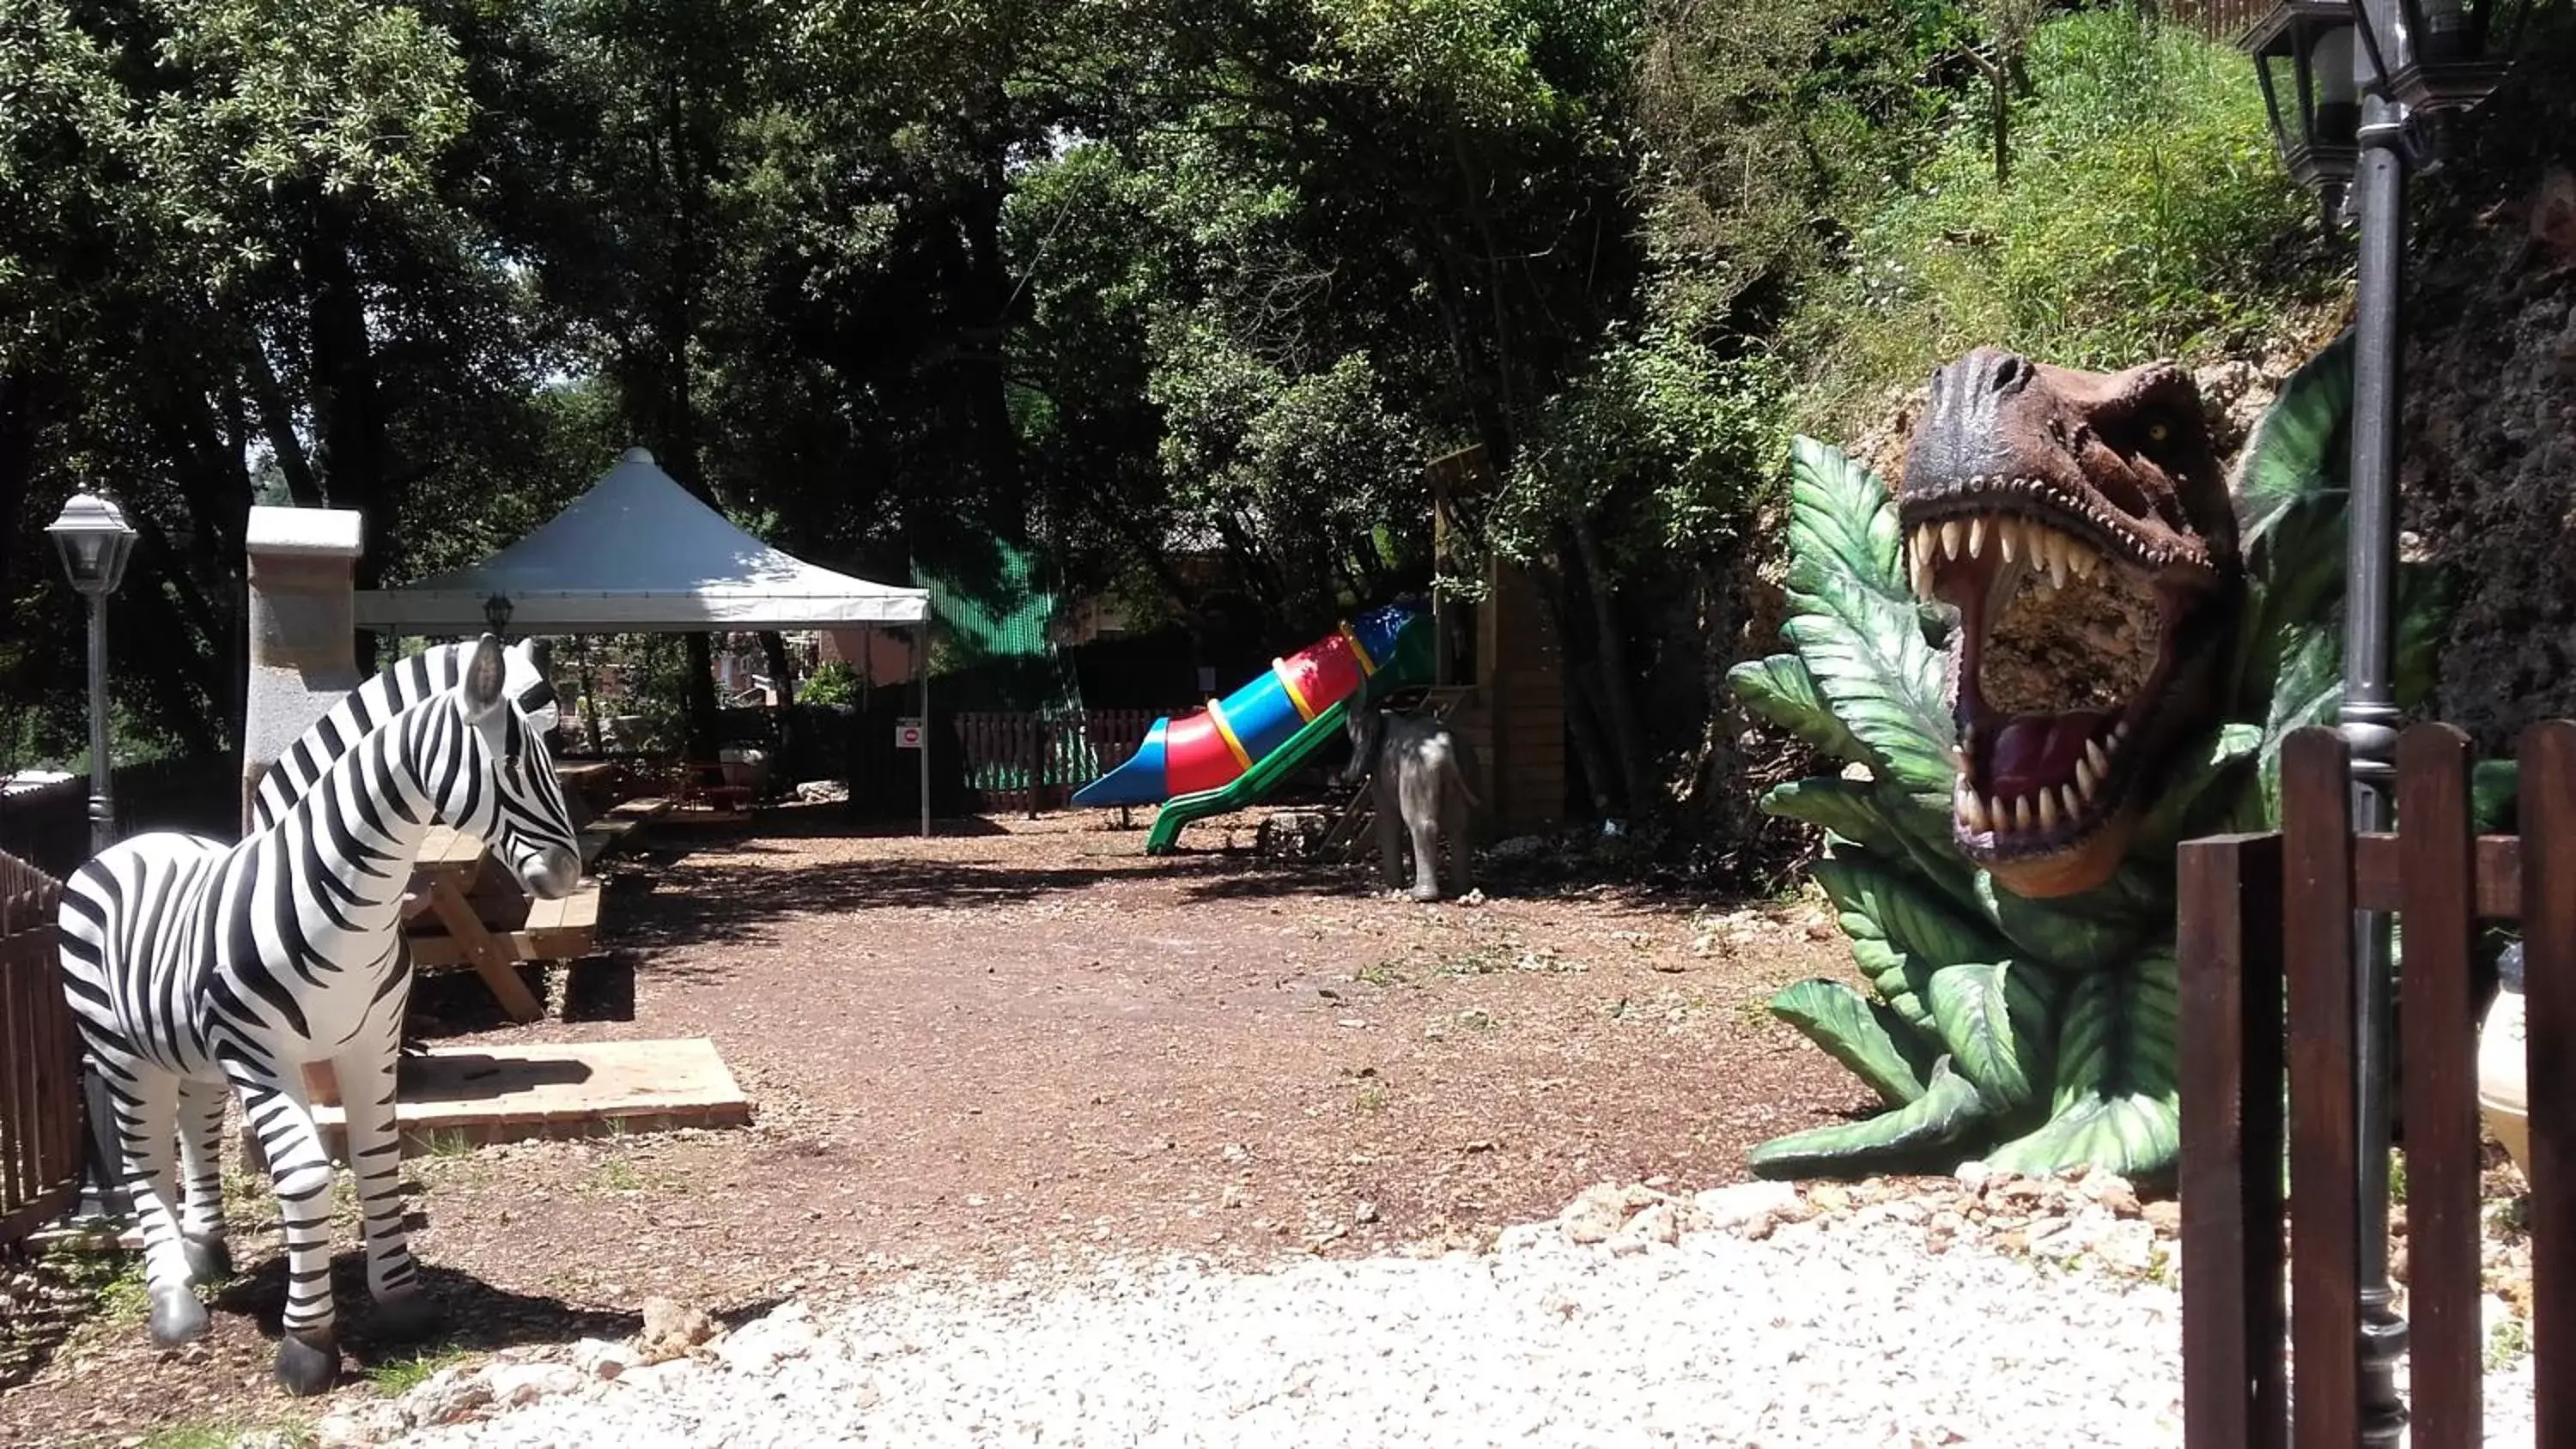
[2522,719,2576,1449]
[2281,727,2362,1449]
[2394,723,2483,1449]
[2178,831,2289,1449]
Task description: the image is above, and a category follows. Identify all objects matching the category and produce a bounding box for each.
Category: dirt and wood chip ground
[0,806,1868,1447]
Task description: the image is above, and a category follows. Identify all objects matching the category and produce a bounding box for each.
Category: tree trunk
[0,372,42,607]
[302,197,390,672]
[1528,555,1620,819]
[1566,518,1658,822]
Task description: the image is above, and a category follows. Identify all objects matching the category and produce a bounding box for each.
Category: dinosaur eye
[2147,421,2170,443]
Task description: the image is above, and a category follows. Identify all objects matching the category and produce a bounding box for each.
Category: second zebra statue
[1340,700,1481,902]
[56,634,582,1396]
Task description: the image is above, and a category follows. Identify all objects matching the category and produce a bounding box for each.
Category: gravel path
[348,1179,2537,1449]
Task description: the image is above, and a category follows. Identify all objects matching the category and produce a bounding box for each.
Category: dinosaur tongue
[1990,712,2108,799]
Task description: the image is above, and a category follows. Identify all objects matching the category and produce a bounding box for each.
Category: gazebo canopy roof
[354,447,927,633]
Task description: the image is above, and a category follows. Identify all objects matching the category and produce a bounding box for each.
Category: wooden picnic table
[403,823,611,1023]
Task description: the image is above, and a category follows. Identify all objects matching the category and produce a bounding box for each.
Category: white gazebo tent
[354,446,935,834]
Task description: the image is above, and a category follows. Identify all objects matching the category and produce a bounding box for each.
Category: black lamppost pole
[45,487,139,1226]
[2235,0,2533,1441]
[2342,6,2410,1435]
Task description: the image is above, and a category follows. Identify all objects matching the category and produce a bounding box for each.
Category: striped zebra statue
[56,634,582,1395]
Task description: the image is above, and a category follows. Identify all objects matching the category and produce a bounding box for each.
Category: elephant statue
[1340,700,1481,901]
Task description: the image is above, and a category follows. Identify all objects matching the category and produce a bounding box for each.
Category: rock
[1355,1200,1380,1225]
[483,1361,586,1407]
[638,1295,717,1364]
[1558,1181,1661,1245]
[312,1406,406,1449]
[572,1336,636,1380]
[715,1304,821,1372]
[794,779,850,803]
[2098,1220,2160,1272]
[1693,1179,1801,1234]
[402,1365,493,1427]
[1954,1160,1996,1187]
[2143,1199,2183,1236]
[2076,1167,2142,1217]
[1607,1202,1681,1254]
[233,1432,313,1449]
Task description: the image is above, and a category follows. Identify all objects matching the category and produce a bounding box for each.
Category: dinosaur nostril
[1987,354,2031,396]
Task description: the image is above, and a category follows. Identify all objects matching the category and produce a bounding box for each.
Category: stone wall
[2395,22,2576,751]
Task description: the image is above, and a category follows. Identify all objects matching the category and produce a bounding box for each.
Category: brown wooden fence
[0,849,81,1249]
[2178,721,2570,1448]
[953,710,1163,815]
[2163,0,2268,45]
[0,755,241,879]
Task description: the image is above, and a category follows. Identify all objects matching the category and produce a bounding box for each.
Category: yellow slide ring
[1275,658,1319,722]
[1205,696,1256,773]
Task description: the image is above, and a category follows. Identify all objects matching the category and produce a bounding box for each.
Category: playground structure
[1069,444,1568,857]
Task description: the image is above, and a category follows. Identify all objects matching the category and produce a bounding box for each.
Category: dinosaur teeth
[1941,519,1965,560]
[2075,753,2101,797]
[1996,518,2019,563]
[2014,795,2036,832]
[1957,782,1990,834]
[2086,737,2111,775]
[1968,516,1989,559]
[2037,787,2061,831]
[2059,783,2085,820]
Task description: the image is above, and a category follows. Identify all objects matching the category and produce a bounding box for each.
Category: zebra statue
[56,634,582,1395]
[104,635,568,1287]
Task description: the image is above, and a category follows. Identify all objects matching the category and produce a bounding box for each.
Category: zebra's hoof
[147,1284,210,1347]
[371,1288,442,1344]
[181,1232,233,1285]
[273,1328,340,1397]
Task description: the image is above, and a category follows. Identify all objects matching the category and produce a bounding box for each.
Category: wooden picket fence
[0,849,82,1250]
[953,709,1163,815]
[2178,721,2570,1448]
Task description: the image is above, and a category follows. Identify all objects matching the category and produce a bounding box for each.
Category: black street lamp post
[45,488,139,1226]
[2235,0,2535,1442]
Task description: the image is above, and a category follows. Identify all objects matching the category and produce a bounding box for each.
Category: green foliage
[1735,340,2461,1183]
[796,661,858,708]
[1783,7,2333,438]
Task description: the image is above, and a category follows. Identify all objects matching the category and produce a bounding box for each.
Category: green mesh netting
[914,540,1085,764]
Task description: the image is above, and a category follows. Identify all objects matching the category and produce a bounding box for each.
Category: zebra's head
[435,634,584,901]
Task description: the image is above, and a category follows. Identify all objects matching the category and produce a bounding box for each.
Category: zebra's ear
[460,632,508,718]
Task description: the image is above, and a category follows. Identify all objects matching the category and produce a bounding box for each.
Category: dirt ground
[0,803,1864,1447]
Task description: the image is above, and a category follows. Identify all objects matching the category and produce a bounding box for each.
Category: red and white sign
[894,718,925,749]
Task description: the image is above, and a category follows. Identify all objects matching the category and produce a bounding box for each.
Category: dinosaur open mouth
[1906,491,2200,864]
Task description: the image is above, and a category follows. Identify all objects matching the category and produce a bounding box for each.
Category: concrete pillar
[240,505,365,835]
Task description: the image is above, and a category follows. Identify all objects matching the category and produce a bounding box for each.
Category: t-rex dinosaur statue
[1897,349,2245,899]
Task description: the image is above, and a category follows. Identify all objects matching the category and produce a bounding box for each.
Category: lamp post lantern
[46,487,138,1227]
[2234,1,2533,1442]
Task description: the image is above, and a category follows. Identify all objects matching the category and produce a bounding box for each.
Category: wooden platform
[305,1038,753,1158]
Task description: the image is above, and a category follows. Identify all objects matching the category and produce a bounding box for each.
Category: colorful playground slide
[1070,603,1432,852]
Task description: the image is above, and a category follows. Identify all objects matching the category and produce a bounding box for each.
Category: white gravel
[388,1221,2188,1447]
[363,1188,2538,1449]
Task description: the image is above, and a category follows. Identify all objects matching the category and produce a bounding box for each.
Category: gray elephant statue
[1340,701,1481,901]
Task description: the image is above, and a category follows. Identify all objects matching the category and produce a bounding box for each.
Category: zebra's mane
[249,640,556,834]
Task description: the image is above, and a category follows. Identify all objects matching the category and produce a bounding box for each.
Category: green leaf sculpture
[1733,333,2468,1184]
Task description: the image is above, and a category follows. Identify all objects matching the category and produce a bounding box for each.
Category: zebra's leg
[222,1053,343,1397]
[102,1057,209,1346]
[337,985,439,1344]
[175,1075,233,1285]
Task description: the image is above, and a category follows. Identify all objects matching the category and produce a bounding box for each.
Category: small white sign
[895,718,924,749]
